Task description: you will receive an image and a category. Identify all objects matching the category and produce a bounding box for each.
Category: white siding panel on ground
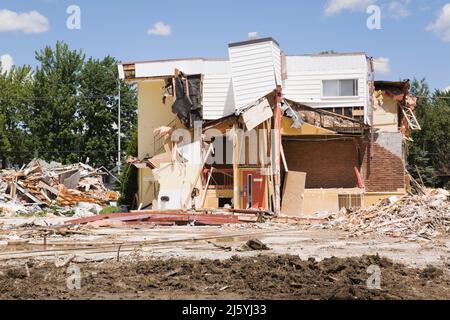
[229,40,281,109]
[284,54,369,113]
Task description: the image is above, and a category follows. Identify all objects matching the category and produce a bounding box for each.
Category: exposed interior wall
[137,81,176,159]
[364,192,406,207]
[281,117,336,136]
[303,188,362,215]
[204,189,233,208]
[373,95,399,132]
[137,80,177,207]
[361,136,406,193]
[283,139,359,189]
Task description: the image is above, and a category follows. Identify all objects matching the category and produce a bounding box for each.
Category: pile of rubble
[315,189,450,241]
[0,160,119,216]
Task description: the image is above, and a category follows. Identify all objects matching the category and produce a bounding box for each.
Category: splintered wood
[0,160,119,209]
[315,189,450,241]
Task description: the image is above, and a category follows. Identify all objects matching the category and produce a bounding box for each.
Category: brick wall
[361,140,405,192]
[283,139,359,189]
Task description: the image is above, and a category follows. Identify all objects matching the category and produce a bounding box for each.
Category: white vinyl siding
[229,40,281,109]
[284,54,370,123]
[202,74,235,120]
[134,59,236,120]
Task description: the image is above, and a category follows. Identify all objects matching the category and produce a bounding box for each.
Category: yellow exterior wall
[281,117,336,136]
[137,80,177,207]
[137,81,176,159]
[364,191,406,207]
[373,95,399,132]
[302,188,362,216]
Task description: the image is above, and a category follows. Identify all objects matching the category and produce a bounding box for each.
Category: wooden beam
[273,85,283,215]
[232,124,240,209]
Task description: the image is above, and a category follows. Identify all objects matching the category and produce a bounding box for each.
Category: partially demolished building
[119,37,419,216]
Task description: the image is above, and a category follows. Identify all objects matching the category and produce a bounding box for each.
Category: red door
[242,170,267,209]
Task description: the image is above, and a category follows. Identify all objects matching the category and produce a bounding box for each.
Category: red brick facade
[283,139,359,189]
[283,137,405,192]
[361,140,405,192]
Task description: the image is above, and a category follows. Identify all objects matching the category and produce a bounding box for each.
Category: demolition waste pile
[0,160,119,217]
[313,189,450,241]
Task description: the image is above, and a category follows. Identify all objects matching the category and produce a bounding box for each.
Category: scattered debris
[0,159,119,216]
[65,210,251,226]
[54,254,76,268]
[314,189,449,240]
[237,239,271,251]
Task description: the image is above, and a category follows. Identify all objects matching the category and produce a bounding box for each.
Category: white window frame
[321,79,359,98]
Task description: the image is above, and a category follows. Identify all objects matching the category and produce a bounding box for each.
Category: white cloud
[0,54,14,73]
[387,0,411,19]
[426,3,450,42]
[324,0,374,16]
[0,9,49,34]
[373,57,391,75]
[147,21,171,36]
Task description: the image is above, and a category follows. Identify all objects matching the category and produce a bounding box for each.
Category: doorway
[242,170,267,209]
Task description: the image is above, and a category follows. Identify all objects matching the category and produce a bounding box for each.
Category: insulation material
[242,98,273,131]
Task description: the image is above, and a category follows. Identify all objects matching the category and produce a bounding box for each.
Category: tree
[408,79,450,189]
[24,41,137,172]
[29,41,85,164]
[0,65,34,168]
[78,56,137,169]
[118,128,138,209]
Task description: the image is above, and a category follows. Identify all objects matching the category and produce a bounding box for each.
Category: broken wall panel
[281,171,306,216]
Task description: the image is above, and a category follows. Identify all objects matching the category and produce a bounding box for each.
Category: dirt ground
[1,218,449,300]
[0,254,449,300]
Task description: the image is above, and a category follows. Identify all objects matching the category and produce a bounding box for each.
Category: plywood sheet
[281,171,306,216]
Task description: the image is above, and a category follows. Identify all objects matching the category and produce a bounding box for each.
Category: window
[322,79,358,97]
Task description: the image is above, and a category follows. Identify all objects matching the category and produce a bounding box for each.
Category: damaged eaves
[374,80,421,138]
[284,99,368,135]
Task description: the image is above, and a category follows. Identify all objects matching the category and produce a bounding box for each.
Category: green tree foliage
[0,64,34,168]
[30,41,85,164]
[78,56,137,169]
[408,79,450,189]
[0,41,137,174]
[118,128,138,209]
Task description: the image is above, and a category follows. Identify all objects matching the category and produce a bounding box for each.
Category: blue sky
[1,0,449,91]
